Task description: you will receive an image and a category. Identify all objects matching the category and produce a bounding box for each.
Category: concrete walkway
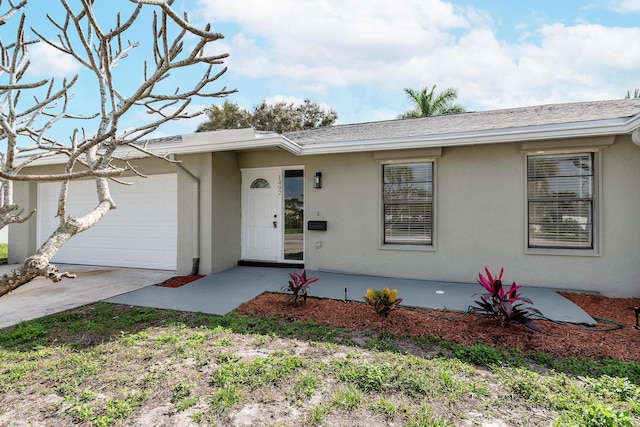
[0,264,596,329]
[106,266,597,325]
[0,264,175,329]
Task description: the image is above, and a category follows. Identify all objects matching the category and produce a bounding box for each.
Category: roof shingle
[284,99,640,145]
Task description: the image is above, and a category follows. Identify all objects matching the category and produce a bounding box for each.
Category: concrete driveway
[0,264,175,329]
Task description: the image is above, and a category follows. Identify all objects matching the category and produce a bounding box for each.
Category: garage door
[37,174,177,270]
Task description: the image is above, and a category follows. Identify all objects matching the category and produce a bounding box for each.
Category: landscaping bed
[237,291,640,362]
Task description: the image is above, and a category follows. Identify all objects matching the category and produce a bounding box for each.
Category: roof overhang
[25,128,302,166]
[296,113,640,155]
[22,111,640,167]
[179,128,302,154]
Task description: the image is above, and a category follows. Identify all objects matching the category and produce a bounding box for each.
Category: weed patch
[0,303,638,426]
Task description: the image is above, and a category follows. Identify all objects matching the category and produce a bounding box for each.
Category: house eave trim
[171,135,300,155]
[24,130,302,166]
[22,113,640,166]
[297,115,640,155]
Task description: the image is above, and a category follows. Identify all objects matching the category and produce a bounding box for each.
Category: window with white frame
[382,162,433,245]
[527,152,595,249]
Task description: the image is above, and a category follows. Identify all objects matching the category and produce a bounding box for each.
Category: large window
[383,162,433,245]
[527,152,595,249]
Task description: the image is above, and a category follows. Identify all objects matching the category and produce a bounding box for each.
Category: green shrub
[581,404,633,427]
[363,288,402,317]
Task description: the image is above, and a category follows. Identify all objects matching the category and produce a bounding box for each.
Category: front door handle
[273,221,277,228]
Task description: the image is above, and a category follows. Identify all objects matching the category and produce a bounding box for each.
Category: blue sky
[6,0,640,139]
[189,0,640,129]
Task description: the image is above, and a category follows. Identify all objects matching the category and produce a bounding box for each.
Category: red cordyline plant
[470,267,542,332]
[281,268,319,305]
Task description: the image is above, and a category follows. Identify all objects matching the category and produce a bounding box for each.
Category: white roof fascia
[279,136,303,154]
[171,135,297,155]
[297,115,640,155]
[24,129,300,166]
[20,113,640,165]
[627,112,640,134]
[166,129,302,155]
[629,111,640,146]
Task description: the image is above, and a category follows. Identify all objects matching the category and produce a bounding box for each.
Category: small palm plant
[282,268,319,306]
[363,287,403,317]
[470,267,542,332]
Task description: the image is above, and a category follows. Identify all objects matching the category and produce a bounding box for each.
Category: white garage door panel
[37,174,177,270]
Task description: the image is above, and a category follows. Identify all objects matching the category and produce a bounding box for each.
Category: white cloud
[610,0,640,12]
[27,42,82,78]
[263,95,335,113]
[195,0,640,116]
[491,23,640,107]
[264,95,306,106]
[197,0,473,90]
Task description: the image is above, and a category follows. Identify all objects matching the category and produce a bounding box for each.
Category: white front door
[241,168,282,261]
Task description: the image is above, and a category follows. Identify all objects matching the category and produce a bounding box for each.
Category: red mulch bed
[236,292,640,362]
[156,275,204,288]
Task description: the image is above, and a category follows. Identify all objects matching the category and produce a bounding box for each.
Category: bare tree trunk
[0,0,235,297]
[0,179,114,297]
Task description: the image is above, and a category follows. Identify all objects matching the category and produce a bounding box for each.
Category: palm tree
[401,85,466,118]
[625,89,640,99]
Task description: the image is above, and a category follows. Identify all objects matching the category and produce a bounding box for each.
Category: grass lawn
[0,303,638,426]
[0,243,7,260]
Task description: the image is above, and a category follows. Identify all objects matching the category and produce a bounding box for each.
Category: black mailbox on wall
[307,220,327,231]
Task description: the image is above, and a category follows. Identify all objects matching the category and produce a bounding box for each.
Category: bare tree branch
[0,167,126,182]
[130,0,225,40]
[0,0,26,25]
[0,203,34,228]
[0,0,236,296]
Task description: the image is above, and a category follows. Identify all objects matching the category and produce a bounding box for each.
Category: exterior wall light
[313,172,322,189]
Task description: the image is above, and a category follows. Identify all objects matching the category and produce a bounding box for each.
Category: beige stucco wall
[8,181,38,263]
[596,135,640,296]
[173,151,241,276]
[209,151,242,272]
[174,154,210,275]
[9,134,640,297]
[237,137,640,297]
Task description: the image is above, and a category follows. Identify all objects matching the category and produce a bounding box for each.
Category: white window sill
[380,244,436,252]
[525,247,601,257]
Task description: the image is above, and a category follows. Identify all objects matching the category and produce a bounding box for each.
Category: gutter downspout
[171,155,201,275]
